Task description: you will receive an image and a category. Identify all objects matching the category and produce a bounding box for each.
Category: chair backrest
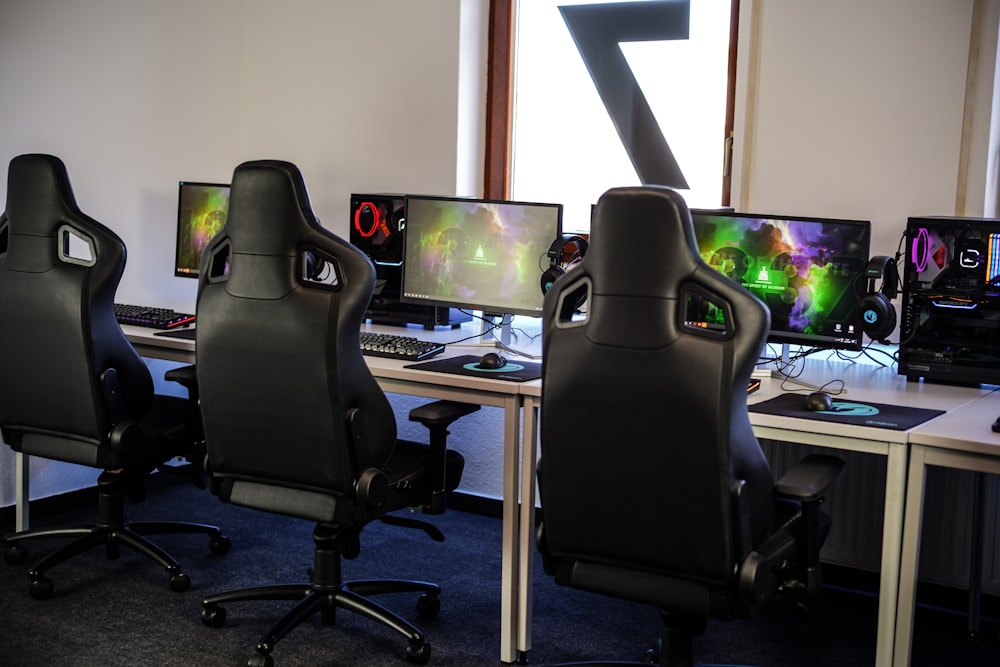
[0,154,153,465]
[195,159,396,502]
[539,186,773,588]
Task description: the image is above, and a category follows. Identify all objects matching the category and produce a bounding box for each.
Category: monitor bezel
[400,194,564,318]
[690,209,872,352]
[174,180,230,279]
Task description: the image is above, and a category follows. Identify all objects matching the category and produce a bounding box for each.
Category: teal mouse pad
[405,355,541,382]
[750,393,943,430]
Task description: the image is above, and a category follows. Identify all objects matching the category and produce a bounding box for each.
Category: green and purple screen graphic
[401,196,562,317]
[175,182,229,278]
[691,211,870,350]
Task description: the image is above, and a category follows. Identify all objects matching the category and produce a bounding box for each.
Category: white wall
[0,0,493,507]
[732,0,1000,262]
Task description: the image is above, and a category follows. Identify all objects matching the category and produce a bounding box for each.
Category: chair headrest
[586,185,699,298]
[6,154,79,236]
[225,159,321,255]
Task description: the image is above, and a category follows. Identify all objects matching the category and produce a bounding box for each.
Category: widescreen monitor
[401,195,563,318]
[690,210,871,351]
[174,181,230,278]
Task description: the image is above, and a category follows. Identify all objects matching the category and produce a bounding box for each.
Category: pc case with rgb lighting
[899,216,1000,385]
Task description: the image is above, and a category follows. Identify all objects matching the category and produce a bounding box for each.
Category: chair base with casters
[3,468,231,599]
[202,522,441,667]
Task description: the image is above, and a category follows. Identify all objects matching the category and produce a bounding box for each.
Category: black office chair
[0,153,229,599]
[195,159,472,667]
[536,186,845,667]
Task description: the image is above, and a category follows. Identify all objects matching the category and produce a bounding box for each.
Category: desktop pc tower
[898,216,1000,385]
[349,194,471,329]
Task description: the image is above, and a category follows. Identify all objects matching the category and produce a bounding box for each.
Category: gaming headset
[858,255,898,343]
[540,234,589,295]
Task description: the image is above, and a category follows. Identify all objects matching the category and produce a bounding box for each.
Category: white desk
[895,390,1000,667]
[519,359,994,667]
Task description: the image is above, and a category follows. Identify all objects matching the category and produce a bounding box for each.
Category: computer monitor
[690,210,871,351]
[401,195,563,318]
[174,181,230,278]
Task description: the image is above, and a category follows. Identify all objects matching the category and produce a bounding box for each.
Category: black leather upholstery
[195,159,467,666]
[537,186,844,667]
[0,153,227,599]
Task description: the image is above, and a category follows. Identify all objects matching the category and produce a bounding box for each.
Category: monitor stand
[751,343,825,392]
[481,312,512,347]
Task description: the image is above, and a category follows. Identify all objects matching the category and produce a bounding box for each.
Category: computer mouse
[477,352,507,370]
[805,391,834,412]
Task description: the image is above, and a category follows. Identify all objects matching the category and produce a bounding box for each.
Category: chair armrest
[774,454,845,503]
[409,400,480,514]
[164,364,197,390]
[408,400,481,427]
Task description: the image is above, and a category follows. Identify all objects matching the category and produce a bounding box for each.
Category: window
[486,0,737,232]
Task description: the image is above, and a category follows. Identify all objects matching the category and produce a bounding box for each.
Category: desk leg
[500,394,522,664]
[16,451,29,531]
[517,398,540,659]
[893,445,928,667]
[876,442,907,667]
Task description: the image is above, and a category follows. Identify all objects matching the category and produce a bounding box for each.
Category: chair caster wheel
[169,571,191,592]
[247,652,274,667]
[202,604,227,628]
[4,543,28,565]
[29,575,54,600]
[416,593,440,618]
[209,535,232,555]
[406,640,431,665]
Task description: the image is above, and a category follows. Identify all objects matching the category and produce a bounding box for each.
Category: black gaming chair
[195,159,471,667]
[537,186,845,667]
[0,153,229,599]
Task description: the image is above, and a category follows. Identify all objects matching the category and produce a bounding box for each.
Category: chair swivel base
[201,525,440,667]
[2,470,230,598]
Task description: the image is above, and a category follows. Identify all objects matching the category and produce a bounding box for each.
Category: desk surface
[126,323,538,398]
[907,389,1000,455]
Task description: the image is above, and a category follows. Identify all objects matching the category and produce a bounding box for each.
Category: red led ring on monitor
[354,202,381,238]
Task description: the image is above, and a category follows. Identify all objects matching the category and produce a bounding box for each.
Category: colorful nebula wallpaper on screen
[692,213,870,346]
[176,183,230,276]
[402,197,562,316]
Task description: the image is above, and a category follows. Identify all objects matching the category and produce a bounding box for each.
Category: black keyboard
[360,332,445,361]
[115,303,196,329]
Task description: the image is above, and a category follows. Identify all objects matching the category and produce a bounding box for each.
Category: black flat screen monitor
[175,181,230,278]
[690,210,871,351]
[401,195,563,318]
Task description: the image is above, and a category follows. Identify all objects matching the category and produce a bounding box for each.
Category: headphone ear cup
[859,291,895,342]
[540,265,565,295]
[304,250,326,280]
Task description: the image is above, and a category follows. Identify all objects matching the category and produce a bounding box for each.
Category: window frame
[484,0,739,205]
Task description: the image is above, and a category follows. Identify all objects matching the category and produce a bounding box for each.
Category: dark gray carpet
[1,476,996,666]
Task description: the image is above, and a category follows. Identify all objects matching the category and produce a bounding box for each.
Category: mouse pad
[405,354,542,382]
[749,393,944,430]
[153,328,197,340]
